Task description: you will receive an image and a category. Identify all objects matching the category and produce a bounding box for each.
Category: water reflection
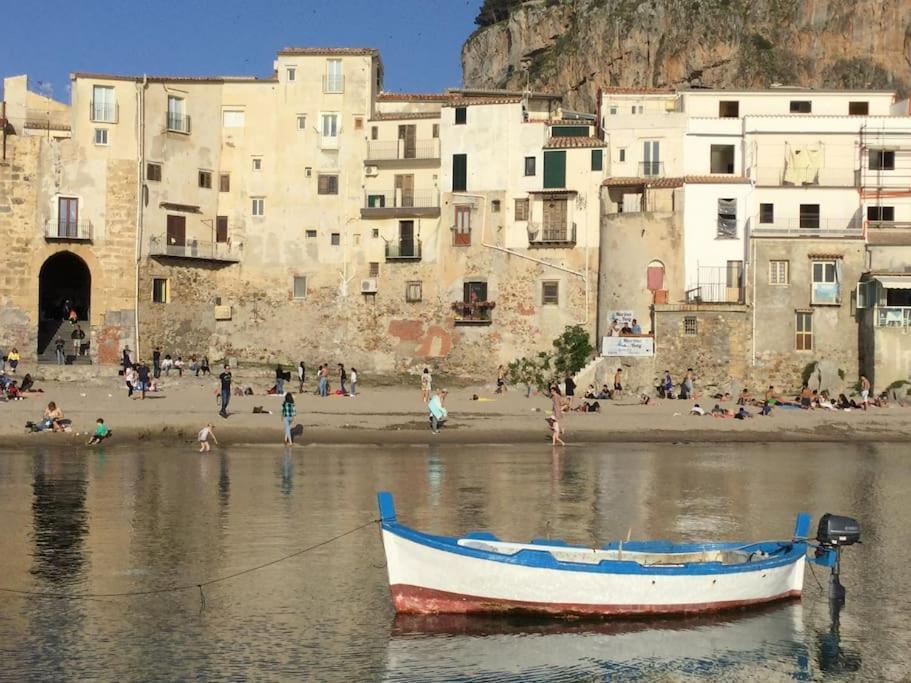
[817,600,862,675]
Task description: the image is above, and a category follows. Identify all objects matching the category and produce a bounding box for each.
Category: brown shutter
[216,216,228,243]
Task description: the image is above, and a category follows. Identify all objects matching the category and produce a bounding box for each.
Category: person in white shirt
[350,368,358,396]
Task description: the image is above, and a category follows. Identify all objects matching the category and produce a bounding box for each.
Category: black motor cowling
[817,514,860,547]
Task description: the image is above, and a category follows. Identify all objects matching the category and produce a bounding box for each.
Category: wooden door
[216,216,228,243]
[453,205,471,245]
[395,174,414,208]
[542,197,567,240]
[398,124,416,159]
[399,220,415,257]
[166,215,186,250]
[58,197,78,237]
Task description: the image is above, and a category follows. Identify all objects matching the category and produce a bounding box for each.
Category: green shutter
[543,151,566,189]
[551,125,589,137]
[452,154,467,192]
[591,149,603,171]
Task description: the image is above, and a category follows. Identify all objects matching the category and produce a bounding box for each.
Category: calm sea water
[0,443,909,682]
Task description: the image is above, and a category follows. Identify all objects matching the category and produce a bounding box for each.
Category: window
[524,156,536,176]
[618,148,626,162]
[491,200,501,213]
[869,150,896,171]
[252,157,262,171]
[710,144,735,174]
[198,170,212,189]
[57,197,79,237]
[293,276,307,299]
[93,128,109,145]
[591,149,603,171]
[372,228,379,238]
[453,205,471,245]
[353,233,361,246]
[251,197,265,216]
[684,316,697,335]
[91,85,116,122]
[167,96,188,133]
[867,206,895,222]
[631,105,644,114]
[796,311,813,350]
[641,140,660,177]
[152,278,169,304]
[647,261,665,291]
[789,100,812,113]
[452,154,467,192]
[799,204,820,230]
[759,203,774,224]
[515,198,529,221]
[146,163,161,181]
[609,105,618,115]
[455,106,467,125]
[354,117,364,131]
[717,198,737,238]
[297,115,307,130]
[325,59,343,92]
[406,281,423,302]
[305,167,312,178]
[718,101,739,118]
[318,174,339,195]
[812,260,840,304]
[222,110,245,128]
[306,229,317,238]
[432,123,439,138]
[166,215,186,246]
[321,113,339,145]
[287,67,296,82]
[769,260,789,285]
[543,150,567,188]
[849,101,869,116]
[542,281,559,305]
[219,173,230,192]
[370,126,379,140]
[330,233,340,246]
[369,262,380,277]
[216,216,228,243]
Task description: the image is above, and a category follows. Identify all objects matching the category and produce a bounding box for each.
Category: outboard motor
[814,514,860,604]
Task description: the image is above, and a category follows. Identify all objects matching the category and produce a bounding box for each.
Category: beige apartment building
[0,47,603,374]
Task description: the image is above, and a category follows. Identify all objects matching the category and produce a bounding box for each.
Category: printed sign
[607,310,635,327]
[601,336,654,357]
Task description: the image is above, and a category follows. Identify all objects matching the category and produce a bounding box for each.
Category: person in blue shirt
[631,319,642,335]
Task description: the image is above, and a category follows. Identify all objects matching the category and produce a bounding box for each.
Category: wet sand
[2,370,910,447]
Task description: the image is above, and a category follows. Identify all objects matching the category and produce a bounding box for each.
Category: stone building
[1,48,603,375]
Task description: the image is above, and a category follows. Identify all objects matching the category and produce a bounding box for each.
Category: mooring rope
[0,518,379,603]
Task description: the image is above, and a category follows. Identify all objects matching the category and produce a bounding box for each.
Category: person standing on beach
[613,368,623,399]
[338,364,348,395]
[124,364,136,398]
[55,337,66,365]
[564,374,576,410]
[281,392,296,446]
[297,361,306,392]
[275,364,285,395]
[496,365,507,394]
[428,388,448,434]
[72,325,85,358]
[199,356,210,376]
[152,346,162,378]
[549,384,566,446]
[122,346,132,372]
[421,368,432,403]
[198,424,217,452]
[136,360,150,400]
[219,364,232,418]
[350,367,358,397]
[860,375,871,411]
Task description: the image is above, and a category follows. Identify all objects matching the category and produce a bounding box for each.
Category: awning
[874,276,911,290]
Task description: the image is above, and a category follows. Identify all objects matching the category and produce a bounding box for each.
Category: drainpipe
[134,75,147,359]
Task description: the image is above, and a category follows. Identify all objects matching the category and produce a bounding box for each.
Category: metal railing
[451,301,494,323]
[90,102,118,123]
[527,221,577,245]
[166,112,191,134]
[24,109,71,131]
[867,220,911,230]
[385,239,422,260]
[363,189,439,209]
[46,220,92,240]
[149,236,238,261]
[750,166,857,186]
[322,75,345,93]
[875,306,911,328]
[638,161,664,177]
[367,139,440,161]
[752,216,862,236]
[686,266,744,304]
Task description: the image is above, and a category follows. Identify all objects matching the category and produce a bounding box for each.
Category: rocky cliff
[462,0,911,111]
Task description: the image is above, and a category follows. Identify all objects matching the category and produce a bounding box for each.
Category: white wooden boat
[377,492,824,618]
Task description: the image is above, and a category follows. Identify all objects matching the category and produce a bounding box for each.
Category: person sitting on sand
[736,388,753,406]
[799,385,814,410]
[198,424,218,452]
[639,393,651,406]
[711,404,734,418]
[596,384,612,400]
[19,373,35,393]
[690,403,706,416]
[584,384,597,399]
[837,393,854,410]
[734,406,753,420]
[35,401,65,432]
[87,418,110,445]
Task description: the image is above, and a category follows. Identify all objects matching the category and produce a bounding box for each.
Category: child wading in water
[198,423,218,452]
[87,418,110,445]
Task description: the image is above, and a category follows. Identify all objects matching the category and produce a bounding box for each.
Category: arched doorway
[37,252,91,356]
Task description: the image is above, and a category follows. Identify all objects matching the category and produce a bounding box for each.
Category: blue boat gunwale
[378,492,809,577]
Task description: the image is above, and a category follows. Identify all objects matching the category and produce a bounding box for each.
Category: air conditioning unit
[365,165,379,177]
[361,278,378,294]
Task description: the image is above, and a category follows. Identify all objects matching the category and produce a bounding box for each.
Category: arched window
[647,260,665,292]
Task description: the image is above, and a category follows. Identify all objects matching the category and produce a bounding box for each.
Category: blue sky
[1,0,483,102]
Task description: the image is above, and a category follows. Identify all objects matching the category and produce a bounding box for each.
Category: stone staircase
[37,319,92,365]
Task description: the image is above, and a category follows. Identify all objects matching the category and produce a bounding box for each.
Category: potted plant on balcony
[451,300,496,320]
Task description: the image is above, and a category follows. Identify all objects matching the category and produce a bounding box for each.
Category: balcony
[322,75,345,93]
[750,166,857,187]
[451,300,495,326]
[46,220,92,241]
[875,306,911,328]
[385,239,422,261]
[149,236,239,263]
[638,161,664,178]
[361,189,440,219]
[366,139,440,164]
[24,109,71,133]
[90,102,118,124]
[751,216,862,238]
[527,221,577,247]
[686,266,744,304]
[166,112,191,134]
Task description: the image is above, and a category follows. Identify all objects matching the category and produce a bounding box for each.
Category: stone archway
[37,251,91,357]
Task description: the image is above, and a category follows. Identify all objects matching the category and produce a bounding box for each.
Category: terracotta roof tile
[370,112,441,121]
[602,86,675,95]
[377,92,451,102]
[544,136,606,149]
[684,175,751,184]
[71,72,276,84]
[602,177,685,188]
[278,47,379,56]
[446,96,524,107]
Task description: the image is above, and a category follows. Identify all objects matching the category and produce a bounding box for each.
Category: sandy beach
[2,367,911,447]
